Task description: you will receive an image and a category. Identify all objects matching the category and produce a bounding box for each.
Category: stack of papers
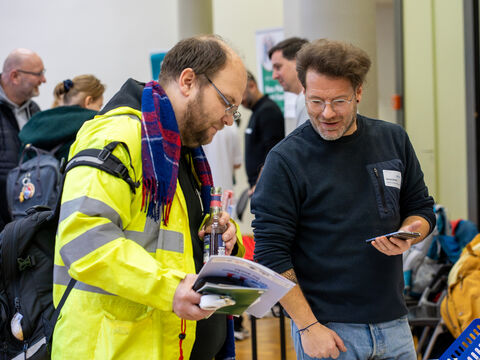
[194,256,296,317]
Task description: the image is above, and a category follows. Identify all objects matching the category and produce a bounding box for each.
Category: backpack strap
[65,141,140,194]
[46,278,76,346]
[45,141,141,345]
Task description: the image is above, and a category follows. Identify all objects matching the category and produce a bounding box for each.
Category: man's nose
[321,104,336,119]
[223,114,233,127]
[40,74,46,83]
[272,70,279,80]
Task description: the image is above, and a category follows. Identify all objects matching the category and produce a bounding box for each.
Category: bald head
[3,49,41,73]
[1,48,46,105]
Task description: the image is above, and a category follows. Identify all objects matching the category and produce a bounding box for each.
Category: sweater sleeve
[400,132,436,233]
[251,150,301,274]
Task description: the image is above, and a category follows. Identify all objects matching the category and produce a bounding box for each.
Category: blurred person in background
[19,74,105,162]
[0,48,46,230]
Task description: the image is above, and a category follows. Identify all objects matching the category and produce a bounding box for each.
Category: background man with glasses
[0,48,46,230]
[252,39,435,359]
[51,35,246,360]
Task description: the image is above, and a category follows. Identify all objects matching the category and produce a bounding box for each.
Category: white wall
[0,0,179,110]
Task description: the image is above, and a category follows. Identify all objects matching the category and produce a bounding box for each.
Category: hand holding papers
[194,255,295,317]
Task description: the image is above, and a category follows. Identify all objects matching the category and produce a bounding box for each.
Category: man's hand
[198,211,237,255]
[173,274,214,320]
[370,220,423,256]
[300,323,347,359]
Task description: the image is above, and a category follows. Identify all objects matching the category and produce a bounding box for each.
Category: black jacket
[0,98,40,230]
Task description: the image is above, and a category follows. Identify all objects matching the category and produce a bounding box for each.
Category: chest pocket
[366,159,404,220]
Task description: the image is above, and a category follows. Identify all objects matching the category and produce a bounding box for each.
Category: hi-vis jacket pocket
[94,309,154,359]
[366,159,404,220]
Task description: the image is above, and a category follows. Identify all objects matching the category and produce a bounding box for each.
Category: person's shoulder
[75,108,141,148]
[361,115,406,135]
[269,122,310,155]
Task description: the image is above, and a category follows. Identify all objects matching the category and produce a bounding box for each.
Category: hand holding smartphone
[365,231,421,243]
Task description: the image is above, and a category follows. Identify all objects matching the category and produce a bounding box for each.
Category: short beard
[181,92,210,147]
[313,103,358,141]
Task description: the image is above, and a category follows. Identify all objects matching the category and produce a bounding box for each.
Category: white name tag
[383,170,402,189]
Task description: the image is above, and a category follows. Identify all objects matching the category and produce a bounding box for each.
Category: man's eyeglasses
[17,69,46,77]
[306,92,356,113]
[205,75,241,122]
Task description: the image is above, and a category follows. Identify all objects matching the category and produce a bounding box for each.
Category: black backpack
[0,142,139,360]
[6,144,63,221]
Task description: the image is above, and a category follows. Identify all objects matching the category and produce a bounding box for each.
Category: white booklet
[194,255,295,317]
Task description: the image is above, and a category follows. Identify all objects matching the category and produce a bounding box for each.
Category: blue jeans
[291,316,416,360]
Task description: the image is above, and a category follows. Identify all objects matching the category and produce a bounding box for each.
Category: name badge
[383,170,401,189]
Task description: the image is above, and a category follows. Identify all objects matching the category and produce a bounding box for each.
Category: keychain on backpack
[11,312,24,340]
[19,173,35,203]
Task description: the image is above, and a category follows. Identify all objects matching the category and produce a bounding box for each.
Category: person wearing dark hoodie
[0,48,46,230]
[19,74,105,162]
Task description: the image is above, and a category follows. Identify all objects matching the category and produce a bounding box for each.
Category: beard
[311,103,358,141]
[181,92,213,147]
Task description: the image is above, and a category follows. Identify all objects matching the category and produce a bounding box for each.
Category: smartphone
[365,231,421,243]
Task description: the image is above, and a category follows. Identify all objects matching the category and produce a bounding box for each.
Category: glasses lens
[233,111,241,121]
[332,99,349,111]
[308,101,325,112]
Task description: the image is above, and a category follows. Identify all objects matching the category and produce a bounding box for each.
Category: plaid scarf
[141,81,213,224]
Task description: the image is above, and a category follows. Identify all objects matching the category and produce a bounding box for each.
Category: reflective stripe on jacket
[52,106,244,359]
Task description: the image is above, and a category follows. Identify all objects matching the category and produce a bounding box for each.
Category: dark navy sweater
[252,115,435,324]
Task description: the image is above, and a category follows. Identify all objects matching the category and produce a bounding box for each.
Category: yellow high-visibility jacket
[52,104,244,359]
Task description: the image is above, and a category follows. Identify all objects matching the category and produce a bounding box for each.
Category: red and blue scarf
[141,81,213,224]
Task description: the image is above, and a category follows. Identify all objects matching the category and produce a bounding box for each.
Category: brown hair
[296,39,371,90]
[268,37,309,60]
[52,74,105,108]
[158,35,230,86]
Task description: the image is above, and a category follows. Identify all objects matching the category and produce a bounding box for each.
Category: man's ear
[178,68,197,96]
[355,85,363,103]
[10,70,21,84]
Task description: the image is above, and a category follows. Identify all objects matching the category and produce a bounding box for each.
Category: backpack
[440,234,480,338]
[403,205,449,298]
[0,141,139,360]
[6,144,63,221]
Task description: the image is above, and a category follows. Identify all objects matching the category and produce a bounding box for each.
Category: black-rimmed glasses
[17,69,46,77]
[205,75,241,122]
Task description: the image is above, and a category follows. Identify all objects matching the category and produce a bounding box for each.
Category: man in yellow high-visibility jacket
[52,35,246,360]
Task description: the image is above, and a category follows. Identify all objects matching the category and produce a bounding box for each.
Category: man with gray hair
[0,48,46,230]
[253,39,435,359]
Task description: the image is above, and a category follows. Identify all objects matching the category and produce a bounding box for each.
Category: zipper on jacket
[373,168,388,214]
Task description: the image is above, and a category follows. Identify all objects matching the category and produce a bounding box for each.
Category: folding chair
[408,264,452,359]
